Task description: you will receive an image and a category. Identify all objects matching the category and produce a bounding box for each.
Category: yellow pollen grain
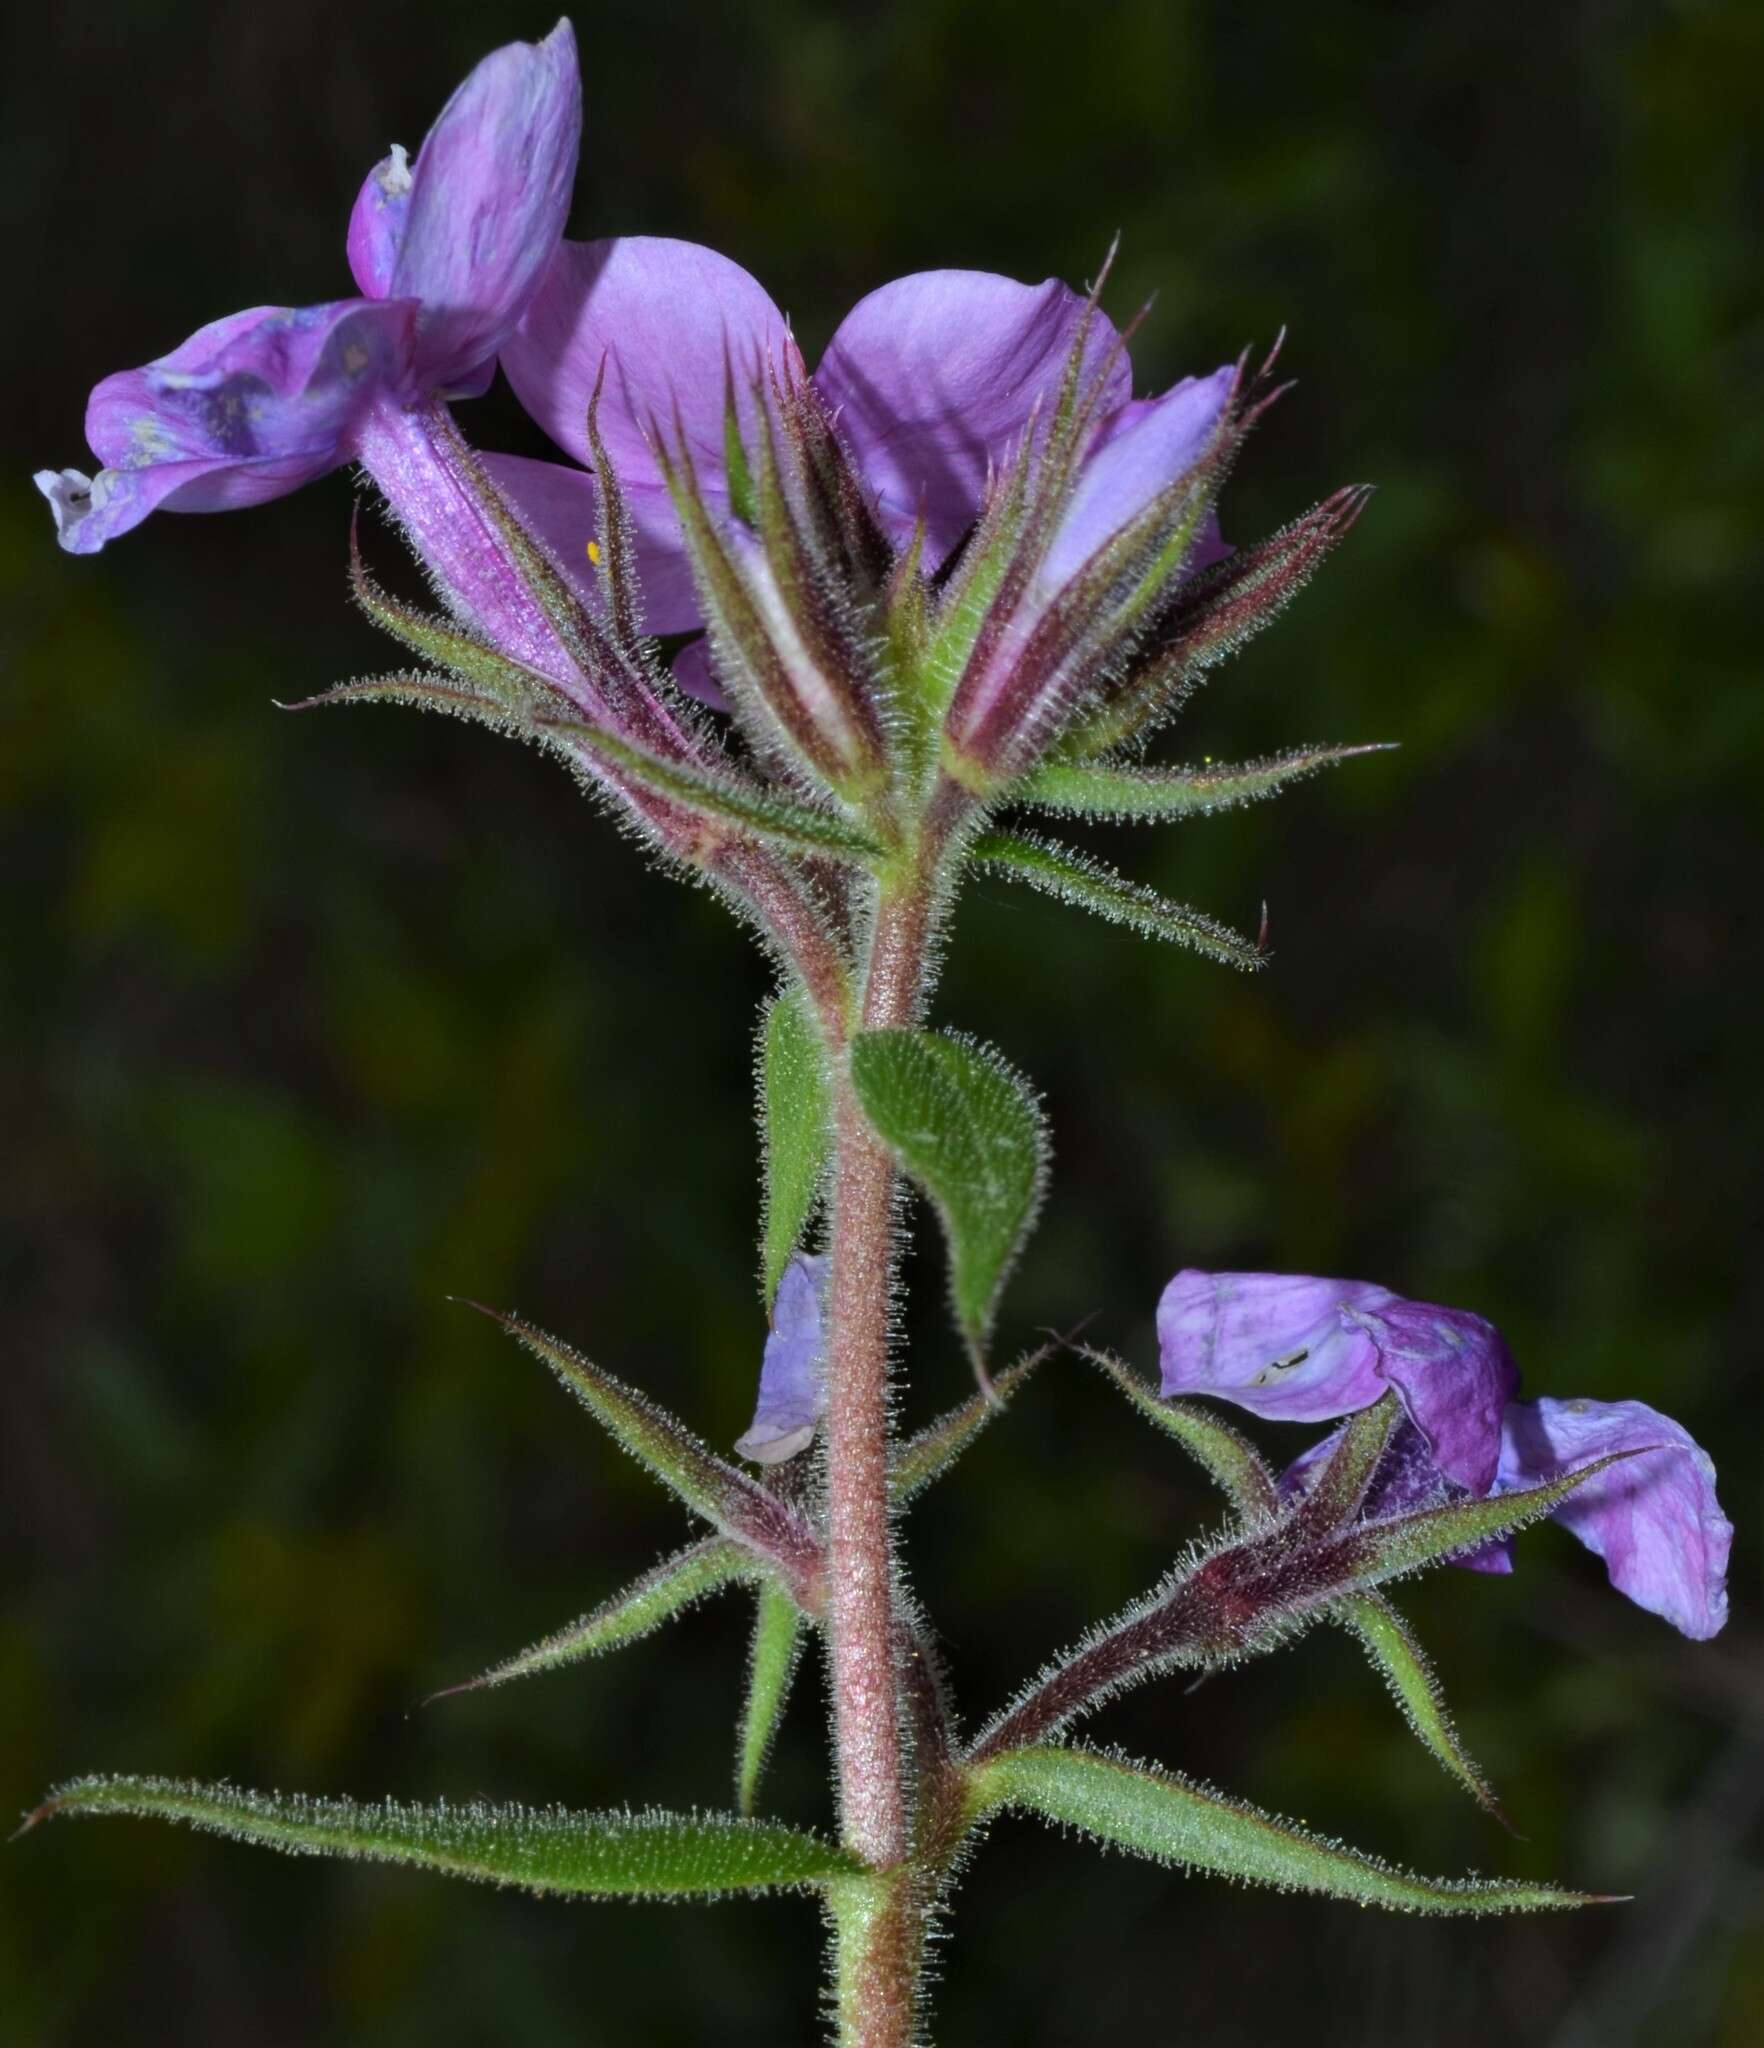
[586,539,602,565]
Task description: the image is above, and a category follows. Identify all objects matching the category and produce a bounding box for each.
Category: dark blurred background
[3,1,1760,2041]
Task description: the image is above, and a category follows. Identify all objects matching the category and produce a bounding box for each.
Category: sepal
[1066,485,1372,754]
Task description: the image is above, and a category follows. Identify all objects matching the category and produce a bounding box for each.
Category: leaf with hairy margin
[1083,1348,1278,1521]
[736,1583,807,1816]
[759,986,833,1310]
[848,1029,1049,1374]
[427,1538,753,1701]
[535,712,887,863]
[23,1777,860,1898]
[458,1302,813,1574]
[969,1746,1601,1914]
[1017,744,1394,823]
[1339,1593,1509,1826]
[969,832,1263,971]
[890,1345,1050,1503]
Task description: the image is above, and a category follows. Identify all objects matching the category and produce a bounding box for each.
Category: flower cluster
[1160,1270,1730,1638]
[31,21,1736,2033]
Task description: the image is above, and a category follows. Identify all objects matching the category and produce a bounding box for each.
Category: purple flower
[1158,1269,1732,1639]
[495,236,1234,638]
[35,22,579,556]
[735,1254,827,1466]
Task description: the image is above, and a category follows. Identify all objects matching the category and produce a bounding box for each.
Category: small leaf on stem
[848,1029,1050,1374]
[458,1302,815,1576]
[1337,1592,1510,1827]
[737,1582,807,1815]
[759,986,833,1309]
[969,832,1263,971]
[426,1537,752,1701]
[890,1343,1050,1504]
[1017,744,1394,824]
[1083,1347,1277,1522]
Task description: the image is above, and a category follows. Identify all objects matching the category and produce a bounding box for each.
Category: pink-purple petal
[385,20,582,392]
[1156,1269,1394,1422]
[735,1253,827,1466]
[812,269,1132,562]
[42,299,419,554]
[1038,368,1236,594]
[503,235,791,496]
[482,449,704,634]
[668,636,730,711]
[1498,1397,1731,1639]
[1366,1299,1518,1496]
[347,145,413,298]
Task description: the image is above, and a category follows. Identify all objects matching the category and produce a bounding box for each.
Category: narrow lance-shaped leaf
[737,1583,807,1816]
[890,1344,1050,1504]
[1083,1347,1277,1522]
[1324,1449,1648,1595]
[759,985,833,1309]
[1017,744,1394,823]
[970,1746,1601,1915]
[970,831,1263,971]
[1339,1592,1509,1827]
[458,1302,813,1573]
[848,1029,1050,1374]
[279,672,523,738]
[1293,1391,1402,1533]
[535,711,887,865]
[25,1777,861,1899]
[427,1537,752,1701]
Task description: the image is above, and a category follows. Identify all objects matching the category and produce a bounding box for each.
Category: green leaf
[427,1538,752,1700]
[1084,1348,1277,1522]
[737,1583,807,1815]
[969,832,1263,971]
[534,712,886,865]
[1329,1449,1646,1591]
[1292,1392,1401,1533]
[759,986,833,1309]
[278,673,528,736]
[460,1302,813,1570]
[26,1777,860,1899]
[890,1343,1050,1503]
[1337,1593,1508,1826]
[1018,745,1394,822]
[847,1029,1050,1370]
[970,1746,1601,1914]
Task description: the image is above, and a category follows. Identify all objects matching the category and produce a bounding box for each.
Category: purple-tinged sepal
[1065,484,1372,756]
[1498,1398,1731,1640]
[736,1254,828,1466]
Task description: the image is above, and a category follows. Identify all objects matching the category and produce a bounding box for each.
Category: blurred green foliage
[2,1,1759,2042]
